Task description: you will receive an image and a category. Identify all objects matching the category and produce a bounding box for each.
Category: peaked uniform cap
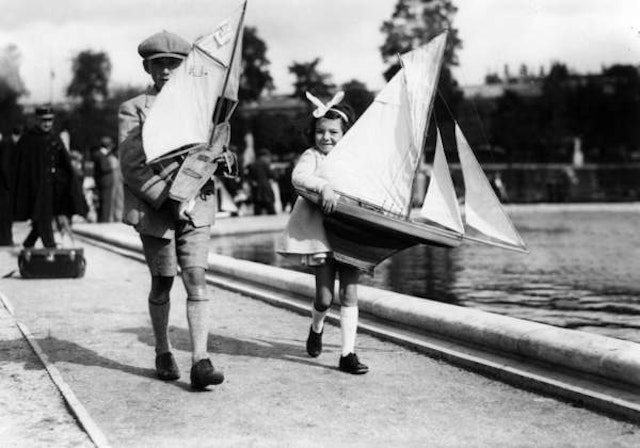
[138,31,191,60]
[35,105,55,118]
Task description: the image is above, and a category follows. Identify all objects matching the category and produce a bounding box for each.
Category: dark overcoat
[0,139,18,243]
[13,128,87,222]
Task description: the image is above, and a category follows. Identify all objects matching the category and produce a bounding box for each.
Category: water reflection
[209,206,640,343]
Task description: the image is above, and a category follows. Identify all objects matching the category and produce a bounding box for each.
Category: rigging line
[458,66,496,164]
[434,73,497,164]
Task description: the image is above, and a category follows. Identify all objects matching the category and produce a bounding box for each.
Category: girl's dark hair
[304,102,355,145]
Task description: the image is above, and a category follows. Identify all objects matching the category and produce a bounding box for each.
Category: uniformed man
[118,31,224,389]
[13,106,87,248]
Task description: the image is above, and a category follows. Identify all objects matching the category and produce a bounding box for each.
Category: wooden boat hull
[297,188,463,272]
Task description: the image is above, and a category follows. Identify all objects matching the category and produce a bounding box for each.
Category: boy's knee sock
[311,304,329,333]
[187,298,210,363]
[149,299,171,355]
[340,305,358,356]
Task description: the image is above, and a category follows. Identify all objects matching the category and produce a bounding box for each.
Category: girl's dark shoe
[155,352,180,381]
[338,353,369,374]
[190,358,225,390]
[306,326,323,357]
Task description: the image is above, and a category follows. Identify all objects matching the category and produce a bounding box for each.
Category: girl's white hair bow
[305,91,348,122]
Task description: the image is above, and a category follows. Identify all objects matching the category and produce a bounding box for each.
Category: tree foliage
[288,58,335,99]
[0,44,28,133]
[239,27,274,102]
[67,50,112,108]
[488,63,640,163]
[380,0,461,79]
[341,80,374,120]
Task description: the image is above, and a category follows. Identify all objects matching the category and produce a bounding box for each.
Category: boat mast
[208,0,247,146]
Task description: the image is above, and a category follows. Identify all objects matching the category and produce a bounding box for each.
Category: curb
[73,224,640,391]
[0,291,112,448]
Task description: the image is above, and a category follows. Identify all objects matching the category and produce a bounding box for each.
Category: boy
[118,30,223,389]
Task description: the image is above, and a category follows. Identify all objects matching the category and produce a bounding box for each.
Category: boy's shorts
[140,222,210,276]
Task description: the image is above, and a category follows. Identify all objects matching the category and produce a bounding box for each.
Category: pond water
[209,205,640,344]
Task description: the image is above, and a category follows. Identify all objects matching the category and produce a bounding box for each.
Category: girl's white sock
[340,306,358,356]
[311,306,329,333]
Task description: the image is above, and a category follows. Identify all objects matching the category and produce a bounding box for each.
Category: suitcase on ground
[18,247,86,279]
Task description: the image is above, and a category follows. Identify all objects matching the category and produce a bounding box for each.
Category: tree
[64,50,116,153]
[0,44,28,133]
[539,63,572,161]
[484,73,502,85]
[490,91,543,163]
[66,50,112,108]
[239,27,274,102]
[288,58,335,99]
[341,80,374,120]
[600,65,640,160]
[380,0,461,80]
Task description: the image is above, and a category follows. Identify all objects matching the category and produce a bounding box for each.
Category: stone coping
[74,223,640,389]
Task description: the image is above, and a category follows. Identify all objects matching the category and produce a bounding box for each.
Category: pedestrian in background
[278,152,299,213]
[0,128,21,245]
[13,106,87,248]
[247,147,276,215]
[119,30,224,389]
[92,136,124,222]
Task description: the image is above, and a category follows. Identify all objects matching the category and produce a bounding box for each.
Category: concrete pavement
[1,220,640,447]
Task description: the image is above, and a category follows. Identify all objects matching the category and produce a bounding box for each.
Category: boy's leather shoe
[190,358,225,389]
[338,353,369,375]
[306,326,323,358]
[155,352,180,381]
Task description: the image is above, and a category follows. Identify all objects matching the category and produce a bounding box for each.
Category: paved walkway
[1,221,639,447]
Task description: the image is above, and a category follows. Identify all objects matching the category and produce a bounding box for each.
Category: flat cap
[35,105,55,118]
[138,30,190,60]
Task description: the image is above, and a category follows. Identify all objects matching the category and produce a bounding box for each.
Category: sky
[0,0,639,104]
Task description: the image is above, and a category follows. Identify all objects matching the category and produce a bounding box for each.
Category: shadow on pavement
[0,339,47,370]
[121,325,335,371]
[32,336,156,379]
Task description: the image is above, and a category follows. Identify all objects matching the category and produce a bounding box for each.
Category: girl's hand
[319,185,338,214]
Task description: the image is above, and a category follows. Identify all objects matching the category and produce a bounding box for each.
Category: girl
[277,92,368,375]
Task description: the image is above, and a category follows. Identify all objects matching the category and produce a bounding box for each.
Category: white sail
[317,70,414,215]
[399,33,447,154]
[456,124,526,249]
[318,34,447,215]
[143,2,245,162]
[420,128,463,233]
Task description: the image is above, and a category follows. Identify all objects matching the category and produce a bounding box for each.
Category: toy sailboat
[296,32,527,273]
[142,1,246,202]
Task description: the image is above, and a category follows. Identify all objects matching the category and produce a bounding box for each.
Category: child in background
[277,93,368,374]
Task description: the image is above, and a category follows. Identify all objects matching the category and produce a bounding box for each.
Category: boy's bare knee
[186,286,209,302]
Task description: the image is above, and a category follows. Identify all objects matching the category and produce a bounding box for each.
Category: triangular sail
[317,33,447,216]
[456,124,526,249]
[143,2,245,162]
[316,71,413,215]
[399,33,447,156]
[420,128,463,233]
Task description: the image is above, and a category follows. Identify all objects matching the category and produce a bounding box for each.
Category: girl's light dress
[276,147,333,266]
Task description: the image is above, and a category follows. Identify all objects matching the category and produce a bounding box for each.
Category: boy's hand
[167,198,195,225]
[319,185,338,214]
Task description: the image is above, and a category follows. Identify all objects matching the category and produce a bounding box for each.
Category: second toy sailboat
[296,31,527,273]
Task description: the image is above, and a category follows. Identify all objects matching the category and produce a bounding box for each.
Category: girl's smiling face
[314,117,344,154]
